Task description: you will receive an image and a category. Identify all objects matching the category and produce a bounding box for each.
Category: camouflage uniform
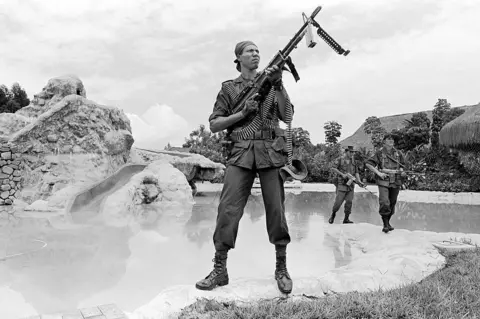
[196,73,293,294]
[329,154,359,224]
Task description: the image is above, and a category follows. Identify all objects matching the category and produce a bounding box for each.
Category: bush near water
[173,98,480,193]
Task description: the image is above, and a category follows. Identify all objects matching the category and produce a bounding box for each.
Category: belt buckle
[253,131,262,139]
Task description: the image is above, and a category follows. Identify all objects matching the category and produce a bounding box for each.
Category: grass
[178,248,480,319]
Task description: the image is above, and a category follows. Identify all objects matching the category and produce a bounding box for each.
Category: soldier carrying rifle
[328,145,365,224]
[365,133,408,233]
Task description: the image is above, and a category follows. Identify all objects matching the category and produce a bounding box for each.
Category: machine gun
[230,6,349,115]
[229,6,350,181]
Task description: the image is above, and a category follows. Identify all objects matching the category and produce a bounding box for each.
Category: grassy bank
[178,248,480,319]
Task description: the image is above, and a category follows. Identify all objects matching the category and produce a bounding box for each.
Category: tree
[291,127,312,149]
[0,85,10,109]
[431,98,451,148]
[10,83,30,108]
[323,121,342,145]
[363,116,382,135]
[182,124,227,164]
[392,112,431,151]
[405,112,431,129]
[0,82,30,114]
[363,116,386,149]
[443,108,465,126]
[5,100,21,113]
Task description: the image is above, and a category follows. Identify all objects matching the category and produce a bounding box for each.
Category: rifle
[331,167,376,195]
[331,168,364,187]
[384,153,406,169]
[380,168,424,175]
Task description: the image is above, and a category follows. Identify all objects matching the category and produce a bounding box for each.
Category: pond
[1,190,479,318]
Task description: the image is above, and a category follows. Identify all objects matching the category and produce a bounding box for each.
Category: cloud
[1,0,479,147]
[280,0,480,144]
[126,103,189,149]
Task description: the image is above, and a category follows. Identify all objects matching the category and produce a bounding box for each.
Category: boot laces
[207,257,225,278]
[276,257,290,278]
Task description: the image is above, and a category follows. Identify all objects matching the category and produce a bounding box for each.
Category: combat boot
[195,252,229,291]
[275,255,293,294]
[328,212,336,224]
[343,213,353,224]
[387,214,394,231]
[381,216,390,233]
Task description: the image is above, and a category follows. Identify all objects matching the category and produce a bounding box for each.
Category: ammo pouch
[271,135,288,154]
[221,140,234,158]
[271,128,288,154]
[388,172,396,184]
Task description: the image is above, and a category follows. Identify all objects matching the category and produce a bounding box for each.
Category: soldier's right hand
[241,94,259,117]
[377,172,388,180]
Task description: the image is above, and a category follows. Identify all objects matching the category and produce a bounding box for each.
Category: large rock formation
[16,75,86,119]
[133,148,225,195]
[0,75,134,205]
[101,160,194,227]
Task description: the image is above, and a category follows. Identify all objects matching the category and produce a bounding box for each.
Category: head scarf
[233,40,257,72]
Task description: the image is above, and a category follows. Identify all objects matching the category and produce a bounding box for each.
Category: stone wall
[0,144,23,205]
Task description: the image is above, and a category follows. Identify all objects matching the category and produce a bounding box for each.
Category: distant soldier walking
[328,146,364,224]
[366,134,407,233]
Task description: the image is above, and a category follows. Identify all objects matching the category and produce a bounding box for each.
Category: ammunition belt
[230,128,284,142]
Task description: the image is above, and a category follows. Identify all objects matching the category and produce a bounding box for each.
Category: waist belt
[230,129,277,141]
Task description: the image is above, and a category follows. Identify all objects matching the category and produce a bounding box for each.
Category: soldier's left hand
[265,65,282,82]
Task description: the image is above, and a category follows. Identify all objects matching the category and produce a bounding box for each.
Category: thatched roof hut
[440,103,480,151]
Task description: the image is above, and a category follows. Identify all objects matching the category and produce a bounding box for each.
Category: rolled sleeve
[366,152,380,168]
[208,86,232,122]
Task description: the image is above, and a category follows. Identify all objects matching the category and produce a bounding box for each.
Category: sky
[1,0,479,149]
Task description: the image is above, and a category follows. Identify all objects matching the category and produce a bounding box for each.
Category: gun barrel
[311,6,322,18]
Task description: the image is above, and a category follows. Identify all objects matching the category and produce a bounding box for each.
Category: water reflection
[1,190,480,318]
[0,223,131,315]
[324,232,352,268]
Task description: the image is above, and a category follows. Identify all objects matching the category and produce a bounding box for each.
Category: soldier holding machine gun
[195,6,350,295]
[365,133,408,233]
[328,145,365,224]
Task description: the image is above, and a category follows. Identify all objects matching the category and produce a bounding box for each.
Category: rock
[104,130,135,155]
[0,152,12,160]
[102,161,194,227]
[0,113,33,136]
[16,75,87,118]
[24,199,58,212]
[10,94,133,157]
[133,148,225,182]
[1,166,13,175]
[47,134,59,142]
[0,191,9,199]
[2,75,134,204]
